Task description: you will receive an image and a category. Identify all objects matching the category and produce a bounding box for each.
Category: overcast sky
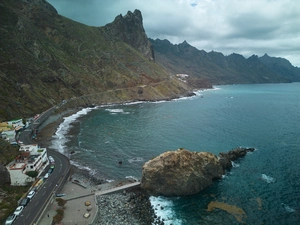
[47,0,300,67]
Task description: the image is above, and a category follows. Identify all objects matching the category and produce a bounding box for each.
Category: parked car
[27,190,35,200]
[83,212,90,218]
[48,168,53,174]
[56,193,66,197]
[50,164,55,169]
[44,173,50,179]
[5,214,16,225]
[13,206,24,216]
[20,198,30,207]
[49,156,55,163]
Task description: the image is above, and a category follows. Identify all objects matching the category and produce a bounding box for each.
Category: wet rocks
[141,147,255,196]
[93,189,161,225]
[218,147,255,170]
[141,149,224,196]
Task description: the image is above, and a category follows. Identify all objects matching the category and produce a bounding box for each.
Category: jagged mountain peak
[180,40,189,45]
[104,9,153,60]
[124,9,142,20]
[113,9,143,27]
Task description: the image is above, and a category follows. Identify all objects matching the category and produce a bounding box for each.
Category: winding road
[14,107,71,225]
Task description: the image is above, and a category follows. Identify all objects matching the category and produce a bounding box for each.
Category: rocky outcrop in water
[141,147,255,196]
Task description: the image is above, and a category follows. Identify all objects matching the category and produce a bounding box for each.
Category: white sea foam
[261,174,276,183]
[212,85,221,90]
[105,108,124,113]
[125,176,139,181]
[70,160,96,176]
[282,203,296,212]
[150,196,183,225]
[172,86,221,102]
[151,100,168,104]
[106,179,115,183]
[128,157,144,163]
[231,161,240,168]
[50,108,93,155]
[172,96,192,101]
[122,101,145,106]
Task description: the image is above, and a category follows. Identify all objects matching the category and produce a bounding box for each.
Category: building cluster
[6,144,49,186]
[176,74,189,83]
[1,118,49,186]
[0,119,28,145]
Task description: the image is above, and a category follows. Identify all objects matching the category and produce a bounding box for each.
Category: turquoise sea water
[52,83,300,224]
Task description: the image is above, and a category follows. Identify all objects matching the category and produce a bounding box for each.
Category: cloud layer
[47,0,300,66]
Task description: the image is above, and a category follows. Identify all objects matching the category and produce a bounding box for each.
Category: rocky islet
[141,147,255,196]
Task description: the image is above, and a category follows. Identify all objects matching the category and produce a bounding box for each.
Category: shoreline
[35,90,212,224]
[37,89,209,183]
[36,108,163,225]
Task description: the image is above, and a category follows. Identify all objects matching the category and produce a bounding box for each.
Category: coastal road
[15,108,71,225]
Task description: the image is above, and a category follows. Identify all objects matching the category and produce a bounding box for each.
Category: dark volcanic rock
[141,147,255,196]
[218,147,255,170]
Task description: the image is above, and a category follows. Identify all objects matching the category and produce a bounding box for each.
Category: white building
[7,119,24,128]
[7,144,48,186]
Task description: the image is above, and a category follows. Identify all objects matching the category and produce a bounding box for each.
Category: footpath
[39,177,140,225]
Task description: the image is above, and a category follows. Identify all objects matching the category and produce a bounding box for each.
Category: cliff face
[0,1,193,121]
[103,10,154,61]
[141,147,255,196]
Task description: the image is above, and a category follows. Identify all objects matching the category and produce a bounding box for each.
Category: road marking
[43,191,46,195]
[35,201,39,206]
[26,213,30,219]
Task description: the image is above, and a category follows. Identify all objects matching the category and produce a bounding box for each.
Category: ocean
[51,82,300,224]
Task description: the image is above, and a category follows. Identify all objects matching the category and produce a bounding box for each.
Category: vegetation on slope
[0,0,195,121]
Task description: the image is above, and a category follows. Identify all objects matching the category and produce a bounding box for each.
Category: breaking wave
[261,174,276,183]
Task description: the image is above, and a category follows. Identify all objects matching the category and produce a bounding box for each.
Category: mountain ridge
[0,0,196,121]
[1,0,300,122]
[149,38,300,85]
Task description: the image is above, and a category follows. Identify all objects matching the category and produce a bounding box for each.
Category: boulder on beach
[141,147,255,196]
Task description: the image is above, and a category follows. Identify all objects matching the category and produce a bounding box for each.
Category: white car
[27,190,35,200]
[44,173,50,179]
[49,156,55,163]
[5,214,16,225]
[14,206,24,216]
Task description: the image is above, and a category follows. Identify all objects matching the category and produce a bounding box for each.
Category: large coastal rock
[141,147,254,196]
